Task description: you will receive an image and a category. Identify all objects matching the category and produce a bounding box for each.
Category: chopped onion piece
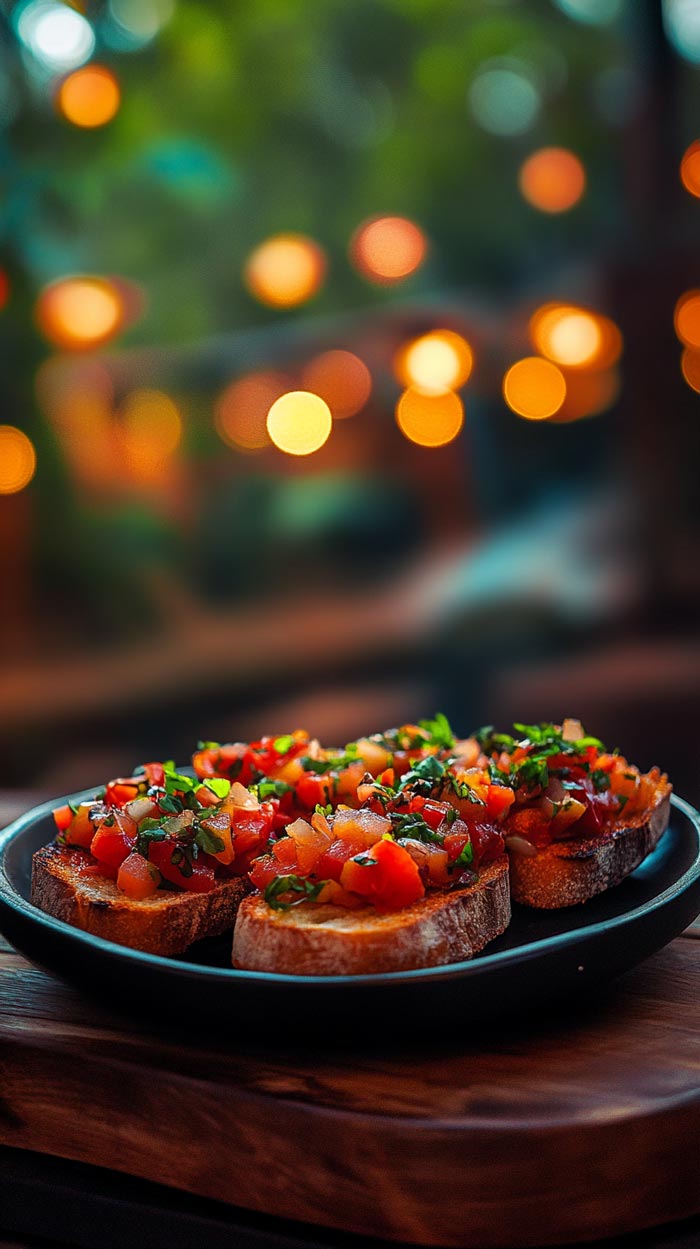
[125,797,157,823]
[505,835,539,858]
[562,718,584,743]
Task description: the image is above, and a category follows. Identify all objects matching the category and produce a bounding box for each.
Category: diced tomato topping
[340,837,425,913]
[53,805,74,833]
[484,784,515,822]
[143,762,165,789]
[272,838,298,869]
[469,822,505,864]
[248,854,279,892]
[316,837,367,881]
[295,773,334,812]
[117,853,160,899]
[200,811,235,864]
[62,803,99,849]
[90,813,136,872]
[147,841,216,893]
[421,799,450,831]
[104,780,140,809]
[443,829,471,863]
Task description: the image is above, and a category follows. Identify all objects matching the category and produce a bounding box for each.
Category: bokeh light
[530,304,602,368]
[674,290,700,347]
[215,371,292,452]
[300,351,372,419]
[57,65,121,128]
[681,348,700,392]
[553,0,622,24]
[35,277,124,351]
[664,0,700,64]
[266,391,333,456]
[395,388,464,448]
[107,0,174,49]
[503,357,567,420]
[350,216,427,284]
[0,426,37,494]
[395,330,473,394]
[519,147,586,213]
[16,1,95,71]
[468,63,541,137]
[118,389,182,478]
[551,368,621,422]
[680,140,700,197]
[0,271,9,312]
[244,234,326,308]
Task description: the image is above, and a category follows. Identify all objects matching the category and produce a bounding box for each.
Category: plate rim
[1,787,699,988]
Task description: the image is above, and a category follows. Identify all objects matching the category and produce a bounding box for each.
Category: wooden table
[2,791,700,1249]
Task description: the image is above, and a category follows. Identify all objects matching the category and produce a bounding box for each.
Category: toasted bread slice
[31,845,248,956]
[507,787,672,909]
[232,858,510,975]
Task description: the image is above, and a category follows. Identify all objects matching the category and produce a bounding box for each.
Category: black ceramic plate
[1,789,699,1034]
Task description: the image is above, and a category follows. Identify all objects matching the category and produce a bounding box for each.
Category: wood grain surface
[1,922,700,1249]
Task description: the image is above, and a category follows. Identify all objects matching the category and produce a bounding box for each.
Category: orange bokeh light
[503,357,566,420]
[680,141,700,198]
[57,65,121,128]
[394,330,473,394]
[0,426,37,494]
[395,388,464,447]
[215,371,292,452]
[266,391,332,456]
[300,350,372,419]
[118,389,182,478]
[530,303,622,370]
[35,277,123,351]
[550,368,620,423]
[519,148,586,214]
[350,216,427,285]
[244,234,326,308]
[681,348,700,392]
[674,291,700,348]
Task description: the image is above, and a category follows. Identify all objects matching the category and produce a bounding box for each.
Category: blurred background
[0,0,699,805]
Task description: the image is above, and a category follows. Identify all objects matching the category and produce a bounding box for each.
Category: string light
[674,290,700,347]
[395,388,463,447]
[680,140,700,197]
[681,348,700,392]
[395,330,473,394]
[244,234,326,308]
[350,216,427,284]
[300,351,372,419]
[503,357,566,419]
[215,372,292,452]
[551,367,620,422]
[57,65,121,128]
[266,391,332,456]
[519,147,586,213]
[35,277,123,350]
[0,426,37,494]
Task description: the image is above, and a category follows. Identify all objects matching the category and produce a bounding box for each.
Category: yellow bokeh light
[395,388,464,447]
[550,368,620,423]
[244,234,326,308]
[215,372,291,452]
[674,291,700,348]
[350,216,427,284]
[519,147,586,214]
[681,348,700,392]
[266,391,332,456]
[503,357,566,420]
[530,305,601,367]
[57,65,120,128]
[395,329,473,394]
[36,277,123,350]
[118,389,182,478]
[300,350,372,418]
[681,141,700,198]
[0,426,37,494]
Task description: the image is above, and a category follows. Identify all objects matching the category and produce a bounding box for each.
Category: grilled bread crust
[508,787,672,909]
[232,858,510,975]
[31,845,248,956]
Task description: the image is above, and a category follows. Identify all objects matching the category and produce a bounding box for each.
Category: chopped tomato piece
[443,829,471,863]
[62,803,100,849]
[272,838,298,869]
[90,814,135,872]
[485,784,515,822]
[316,836,368,881]
[117,853,160,899]
[104,780,140,809]
[52,804,74,833]
[143,762,165,789]
[340,837,425,913]
[147,841,216,892]
[295,772,334,811]
[248,854,279,892]
[200,811,234,864]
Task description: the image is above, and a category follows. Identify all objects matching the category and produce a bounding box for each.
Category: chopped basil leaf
[204,777,231,799]
[68,800,81,816]
[314,802,333,816]
[391,811,444,843]
[590,769,611,792]
[273,735,294,755]
[195,826,226,855]
[452,840,474,869]
[418,712,455,750]
[263,874,326,910]
[258,779,293,800]
[197,741,221,750]
[158,793,184,815]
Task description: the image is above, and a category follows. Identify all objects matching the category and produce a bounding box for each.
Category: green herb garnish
[263,874,327,910]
